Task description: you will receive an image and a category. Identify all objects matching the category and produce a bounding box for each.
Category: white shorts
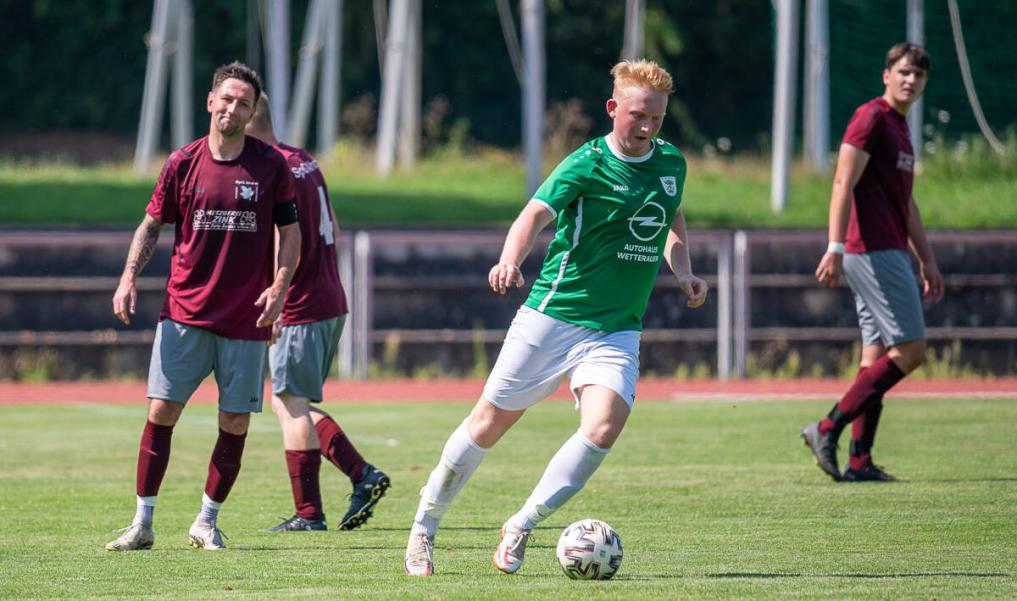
[482,306,640,411]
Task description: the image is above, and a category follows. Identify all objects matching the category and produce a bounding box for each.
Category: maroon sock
[850,395,884,471]
[204,429,247,503]
[315,416,367,483]
[819,355,904,436]
[137,421,174,497]
[285,450,323,519]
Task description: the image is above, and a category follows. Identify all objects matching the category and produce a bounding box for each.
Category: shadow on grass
[705,572,1010,579]
[903,478,1017,483]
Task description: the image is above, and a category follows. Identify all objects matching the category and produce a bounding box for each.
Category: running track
[1,378,1014,405]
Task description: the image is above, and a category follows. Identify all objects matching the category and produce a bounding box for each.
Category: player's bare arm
[816,143,870,288]
[664,208,707,308]
[489,201,555,295]
[256,222,301,327]
[113,214,165,325]
[905,196,944,304]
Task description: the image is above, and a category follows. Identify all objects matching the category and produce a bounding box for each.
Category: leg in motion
[494,385,627,574]
[404,398,523,576]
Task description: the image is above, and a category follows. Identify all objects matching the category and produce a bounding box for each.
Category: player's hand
[112,277,138,325]
[268,320,282,346]
[921,260,945,304]
[254,285,286,328]
[815,252,844,288]
[678,273,708,308]
[488,261,524,295]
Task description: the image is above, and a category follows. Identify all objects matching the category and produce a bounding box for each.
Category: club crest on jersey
[659,176,677,197]
[234,179,260,203]
[896,151,915,173]
[627,201,668,242]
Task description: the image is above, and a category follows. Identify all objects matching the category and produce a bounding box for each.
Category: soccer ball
[555,519,623,580]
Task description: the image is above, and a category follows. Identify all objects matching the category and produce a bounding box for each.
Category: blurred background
[0,0,1014,381]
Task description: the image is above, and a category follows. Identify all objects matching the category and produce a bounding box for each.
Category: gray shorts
[269,316,345,402]
[843,249,926,348]
[147,319,268,413]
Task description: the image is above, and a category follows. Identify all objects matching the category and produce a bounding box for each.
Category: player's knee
[894,340,927,373]
[580,423,620,449]
[147,399,183,425]
[219,411,250,435]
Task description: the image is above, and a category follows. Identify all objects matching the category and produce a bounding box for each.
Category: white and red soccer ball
[555,519,623,580]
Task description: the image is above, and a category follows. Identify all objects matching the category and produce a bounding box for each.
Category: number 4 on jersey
[317,185,335,245]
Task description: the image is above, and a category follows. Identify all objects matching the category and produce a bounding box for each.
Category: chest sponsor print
[192,209,258,232]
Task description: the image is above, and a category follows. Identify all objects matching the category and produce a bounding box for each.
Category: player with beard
[107,62,300,551]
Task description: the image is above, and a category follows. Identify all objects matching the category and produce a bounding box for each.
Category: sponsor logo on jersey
[627,201,668,242]
[613,184,630,192]
[896,151,914,173]
[291,159,319,179]
[234,179,260,203]
[659,176,677,197]
[192,209,258,232]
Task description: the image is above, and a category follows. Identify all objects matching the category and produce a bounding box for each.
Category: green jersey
[524,135,687,332]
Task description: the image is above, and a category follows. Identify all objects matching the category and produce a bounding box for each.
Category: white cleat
[492,523,533,574]
[105,522,155,551]
[188,520,227,550]
[404,531,435,576]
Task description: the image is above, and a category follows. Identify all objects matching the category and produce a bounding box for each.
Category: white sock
[197,492,222,525]
[508,430,610,530]
[412,419,488,537]
[134,495,156,526]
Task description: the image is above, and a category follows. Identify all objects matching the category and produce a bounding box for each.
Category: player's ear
[606,98,618,118]
[882,69,891,86]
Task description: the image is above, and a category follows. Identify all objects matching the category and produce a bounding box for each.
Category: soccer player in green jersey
[404,59,708,577]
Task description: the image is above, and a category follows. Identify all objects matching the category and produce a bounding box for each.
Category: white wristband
[827,241,846,255]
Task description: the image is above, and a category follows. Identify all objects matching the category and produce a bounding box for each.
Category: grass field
[2,397,1015,600]
[1,143,1015,228]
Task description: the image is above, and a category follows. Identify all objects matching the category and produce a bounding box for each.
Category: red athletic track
[0,378,1014,405]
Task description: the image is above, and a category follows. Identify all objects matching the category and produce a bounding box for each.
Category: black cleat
[338,464,390,530]
[262,514,328,532]
[801,422,841,481]
[842,464,897,482]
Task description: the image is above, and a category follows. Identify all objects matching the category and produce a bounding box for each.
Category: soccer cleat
[105,522,154,551]
[842,464,897,482]
[493,523,533,574]
[801,422,841,481]
[188,520,228,550]
[404,531,435,576]
[338,464,391,531]
[262,514,328,532]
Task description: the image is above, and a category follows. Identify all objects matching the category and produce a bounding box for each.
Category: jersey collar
[605,134,655,163]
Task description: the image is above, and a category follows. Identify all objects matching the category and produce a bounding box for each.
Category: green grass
[2,397,1015,599]
[1,143,1014,228]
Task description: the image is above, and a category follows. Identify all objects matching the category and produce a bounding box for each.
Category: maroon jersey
[842,97,914,253]
[146,136,294,340]
[275,143,348,325]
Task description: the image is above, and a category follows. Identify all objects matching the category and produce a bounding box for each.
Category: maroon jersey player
[804,44,944,482]
[107,62,301,552]
[244,95,390,534]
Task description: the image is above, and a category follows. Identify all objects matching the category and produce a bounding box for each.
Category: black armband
[273,200,298,225]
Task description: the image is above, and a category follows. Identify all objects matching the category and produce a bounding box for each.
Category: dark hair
[211,61,263,103]
[885,43,930,72]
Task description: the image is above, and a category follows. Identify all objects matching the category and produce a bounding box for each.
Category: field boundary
[0,377,1014,405]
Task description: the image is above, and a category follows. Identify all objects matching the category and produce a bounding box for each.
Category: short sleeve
[530,147,597,217]
[145,153,181,224]
[274,156,295,206]
[842,103,884,154]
